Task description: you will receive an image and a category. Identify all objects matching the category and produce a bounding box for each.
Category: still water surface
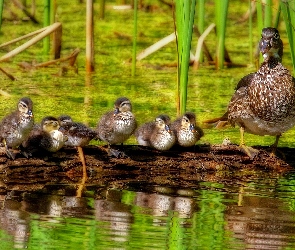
[1,171,295,250]
[1,65,295,250]
[1,2,295,249]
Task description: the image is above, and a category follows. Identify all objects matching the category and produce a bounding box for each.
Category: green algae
[0,0,294,148]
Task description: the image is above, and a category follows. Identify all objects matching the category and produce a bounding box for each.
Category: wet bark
[0,144,293,193]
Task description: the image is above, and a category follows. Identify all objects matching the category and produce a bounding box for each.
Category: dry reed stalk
[0,22,62,62]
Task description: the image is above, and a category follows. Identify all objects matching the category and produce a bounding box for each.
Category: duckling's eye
[18,103,28,111]
[120,101,128,107]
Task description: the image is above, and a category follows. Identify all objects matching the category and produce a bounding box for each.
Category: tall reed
[99,0,105,19]
[215,0,228,69]
[249,0,253,63]
[264,0,272,26]
[0,0,3,32]
[43,0,51,55]
[174,0,196,115]
[131,0,138,77]
[281,0,295,73]
[256,1,263,35]
[197,0,205,63]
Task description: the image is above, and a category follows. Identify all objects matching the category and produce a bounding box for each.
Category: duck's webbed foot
[269,135,282,158]
[108,148,127,158]
[5,149,16,160]
[238,126,259,160]
[239,144,259,160]
[107,144,127,158]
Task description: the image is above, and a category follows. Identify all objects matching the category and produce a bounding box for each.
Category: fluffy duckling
[58,115,97,179]
[135,114,176,151]
[0,97,34,159]
[22,116,67,156]
[171,112,203,147]
[96,97,137,156]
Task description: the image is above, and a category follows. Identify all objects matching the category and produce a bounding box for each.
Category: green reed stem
[43,0,51,55]
[256,1,263,33]
[0,0,3,32]
[281,0,295,73]
[249,0,253,63]
[215,0,228,69]
[175,0,196,115]
[197,0,205,63]
[264,0,272,27]
[131,0,138,77]
[274,3,281,28]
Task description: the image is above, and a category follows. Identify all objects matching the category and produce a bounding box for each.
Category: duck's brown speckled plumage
[224,27,295,158]
[228,28,295,136]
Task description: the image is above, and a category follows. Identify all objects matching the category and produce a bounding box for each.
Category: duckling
[135,114,176,151]
[58,115,97,148]
[22,116,67,156]
[0,97,34,159]
[171,112,203,147]
[58,115,97,179]
[96,97,137,157]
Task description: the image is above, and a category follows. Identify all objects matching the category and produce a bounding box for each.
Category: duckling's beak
[165,124,171,133]
[27,110,33,118]
[113,108,119,116]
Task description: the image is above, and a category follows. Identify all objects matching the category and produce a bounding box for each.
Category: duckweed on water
[0,0,294,147]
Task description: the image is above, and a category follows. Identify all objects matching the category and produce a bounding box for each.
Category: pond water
[2,172,295,250]
[1,1,295,249]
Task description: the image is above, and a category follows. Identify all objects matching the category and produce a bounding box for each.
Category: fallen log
[0,144,293,193]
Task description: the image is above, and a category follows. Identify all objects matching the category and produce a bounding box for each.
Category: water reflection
[226,195,295,249]
[1,178,295,249]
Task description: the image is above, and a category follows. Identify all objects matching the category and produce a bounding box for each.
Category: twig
[193,26,214,63]
[136,32,176,61]
[193,23,216,69]
[0,23,62,62]
[11,0,39,24]
[0,27,47,49]
[34,48,80,68]
[0,67,16,80]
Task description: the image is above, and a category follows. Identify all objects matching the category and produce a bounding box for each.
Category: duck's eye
[273,32,280,40]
